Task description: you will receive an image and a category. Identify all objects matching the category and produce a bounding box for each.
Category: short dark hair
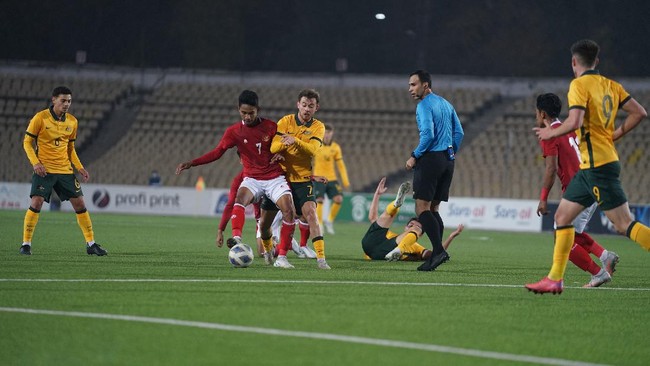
[536,93,562,118]
[52,86,72,97]
[409,70,431,89]
[298,89,320,104]
[571,39,599,67]
[407,217,419,226]
[238,90,259,107]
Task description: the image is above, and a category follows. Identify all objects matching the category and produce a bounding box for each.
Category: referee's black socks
[432,211,444,242]
[418,211,444,254]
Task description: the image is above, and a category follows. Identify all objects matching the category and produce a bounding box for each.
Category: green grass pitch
[1,209,649,365]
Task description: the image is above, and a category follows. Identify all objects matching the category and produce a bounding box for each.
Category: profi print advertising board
[0,182,233,217]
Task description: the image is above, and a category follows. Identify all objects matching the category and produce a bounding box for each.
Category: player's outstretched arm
[535,110,583,140]
[175,161,193,175]
[270,134,287,154]
[368,177,387,223]
[442,224,464,250]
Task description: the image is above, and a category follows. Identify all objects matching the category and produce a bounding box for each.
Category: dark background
[2,0,649,77]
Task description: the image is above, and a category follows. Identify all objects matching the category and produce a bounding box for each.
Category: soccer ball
[228,243,254,268]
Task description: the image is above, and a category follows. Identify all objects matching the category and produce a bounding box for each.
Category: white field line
[0,278,649,291]
[0,307,609,366]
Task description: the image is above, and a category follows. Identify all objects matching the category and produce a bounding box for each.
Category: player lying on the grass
[362,177,463,261]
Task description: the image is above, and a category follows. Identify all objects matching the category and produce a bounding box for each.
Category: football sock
[385,202,399,217]
[23,206,40,244]
[418,211,444,254]
[328,202,341,223]
[75,209,95,243]
[316,203,324,226]
[396,232,419,253]
[412,243,427,257]
[298,220,310,247]
[626,221,650,250]
[547,225,575,281]
[587,260,602,276]
[432,211,445,241]
[273,244,280,257]
[312,236,325,259]
[231,204,246,238]
[599,250,611,263]
[574,232,604,257]
[261,236,274,254]
[569,243,600,275]
[278,220,296,256]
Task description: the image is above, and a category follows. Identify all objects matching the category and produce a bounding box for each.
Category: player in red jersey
[176,90,296,265]
[534,93,619,288]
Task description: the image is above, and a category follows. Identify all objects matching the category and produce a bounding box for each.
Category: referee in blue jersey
[406,70,464,271]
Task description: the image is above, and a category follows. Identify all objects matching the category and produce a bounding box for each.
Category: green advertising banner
[336,192,417,224]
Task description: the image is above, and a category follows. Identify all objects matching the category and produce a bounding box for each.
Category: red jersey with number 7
[539,120,581,192]
[191,118,285,180]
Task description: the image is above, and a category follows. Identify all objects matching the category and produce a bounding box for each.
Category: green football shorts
[30,173,83,203]
[314,180,343,200]
[563,161,627,211]
[289,181,316,216]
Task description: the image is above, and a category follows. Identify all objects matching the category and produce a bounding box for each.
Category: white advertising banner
[2,182,541,231]
[346,193,541,233]
[439,197,541,232]
[0,182,35,210]
[0,182,252,217]
[78,184,227,216]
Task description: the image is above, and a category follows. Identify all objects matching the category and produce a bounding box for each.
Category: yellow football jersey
[313,141,350,187]
[273,114,324,182]
[23,107,82,174]
[567,70,630,169]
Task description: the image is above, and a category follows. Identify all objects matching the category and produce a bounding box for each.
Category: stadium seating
[0,73,133,182]
[454,90,650,203]
[86,80,499,189]
[1,66,648,204]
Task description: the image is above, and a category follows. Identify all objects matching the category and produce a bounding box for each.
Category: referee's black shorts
[412,151,455,202]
